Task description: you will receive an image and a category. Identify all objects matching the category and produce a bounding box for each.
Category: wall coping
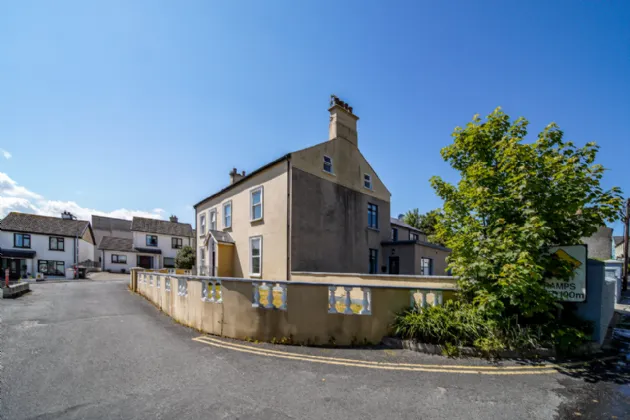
[137,272,458,291]
[291,271,457,280]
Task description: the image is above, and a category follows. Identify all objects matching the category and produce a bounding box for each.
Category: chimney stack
[169,215,178,223]
[328,95,359,147]
[230,168,245,184]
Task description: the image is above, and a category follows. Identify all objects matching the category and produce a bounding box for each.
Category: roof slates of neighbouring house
[614,236,625,247]
[131,217,194,238]
[92,215,132,232]
[98,236,134,252]
[0,212,90,238]
[390,217,425,234]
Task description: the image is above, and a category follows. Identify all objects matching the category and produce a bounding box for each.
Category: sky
[1,0,629,233]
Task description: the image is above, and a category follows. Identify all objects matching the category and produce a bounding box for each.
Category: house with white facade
[0,212,95,280]
[91,215,132,264]
[97,215,194,271]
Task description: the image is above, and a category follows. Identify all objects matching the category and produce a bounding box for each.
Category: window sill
[249,273,262,278]
[322,170,336,176]
[48,249,65,252]
[250,218,264,224]
[367,227,380,232]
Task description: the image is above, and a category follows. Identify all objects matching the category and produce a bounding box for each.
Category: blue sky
[1,0,629,233]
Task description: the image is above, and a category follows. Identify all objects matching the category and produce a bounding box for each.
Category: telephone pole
[623,198,630,291]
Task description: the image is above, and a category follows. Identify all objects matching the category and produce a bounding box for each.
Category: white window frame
[363,173,372,190]
[199,214,206,236]
[323,155,334,174]
[209,209,217,231]
[223,201,232,229]
[249,236,262,277]
[250,186,264,222]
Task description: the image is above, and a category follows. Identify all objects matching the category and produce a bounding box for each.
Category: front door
[137,256,153,269]
[389,256,400,274]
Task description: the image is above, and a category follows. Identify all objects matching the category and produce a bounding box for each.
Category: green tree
[175,245,196,269]
[404,208,444,245]
[431,108,622,318]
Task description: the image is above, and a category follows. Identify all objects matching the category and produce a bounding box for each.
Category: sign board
[544,245,587,302]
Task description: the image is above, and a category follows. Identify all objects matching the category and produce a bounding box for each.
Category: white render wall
[101,250,136,273]
[0,230,92,275]
[131,231,192,268]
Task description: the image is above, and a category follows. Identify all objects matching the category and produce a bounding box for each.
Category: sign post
[5,268,9,288]
[544,245,587,302]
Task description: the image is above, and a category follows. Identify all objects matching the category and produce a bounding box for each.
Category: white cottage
[0,212,95,280]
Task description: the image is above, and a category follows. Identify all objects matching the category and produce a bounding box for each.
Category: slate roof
[92,215,132,232]
[131,217,194,237]
[390,217,425,234]
[98,236,134,252]
[209,230,235,244]
[0,212,93,241]
[614,236,625,247]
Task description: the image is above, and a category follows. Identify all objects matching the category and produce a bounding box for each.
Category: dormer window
[323,156,333,174]
[364,173,372,190]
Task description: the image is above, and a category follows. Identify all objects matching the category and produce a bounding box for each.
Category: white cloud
[0,172,165,221]
[1,149,11,159]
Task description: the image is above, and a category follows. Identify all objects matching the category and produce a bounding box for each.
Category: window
[367,203,378,229]
[250,187,263,221]
[172,237,183,249]
[111,254,127,264]
[223,201,232,228]
[146,235,158,247]
[200,247,206,269]
[14,233,31,248]
[49,237,65,251]
[369,249,378,274]
[249,236,262,276]
[410,232,419,242]
[209,209,217,231]
[323,155,333,174]
[38,260,65,276]
[364,173,372,189]
[420,257,433,275]
[164,257,175,268]
[392,228,398,241]
[199,214,206,235]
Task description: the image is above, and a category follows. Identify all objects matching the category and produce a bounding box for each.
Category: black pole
[623,198,629,291]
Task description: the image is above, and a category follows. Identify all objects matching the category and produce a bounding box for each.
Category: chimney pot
[229,168,245,184]
[169,215,178,223]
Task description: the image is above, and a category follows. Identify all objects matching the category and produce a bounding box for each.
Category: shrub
[392,300,592,356]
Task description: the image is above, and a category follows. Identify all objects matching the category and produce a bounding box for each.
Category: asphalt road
[0,280,628,420]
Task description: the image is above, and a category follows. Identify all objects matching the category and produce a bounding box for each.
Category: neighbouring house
[614,235,624,260]
[383,217,450,275]
[0,211,95,280]
[193,96,450,279]
[91,215,132,265]
[97,215,194,271]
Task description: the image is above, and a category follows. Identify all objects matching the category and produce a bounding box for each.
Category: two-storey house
[91,215,132,264]
[98,216,194,272]
[194,96,395,280]
[0,212,96,280]
[383,217,451,275]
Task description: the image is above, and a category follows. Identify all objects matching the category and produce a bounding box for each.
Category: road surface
[0,280,628,419]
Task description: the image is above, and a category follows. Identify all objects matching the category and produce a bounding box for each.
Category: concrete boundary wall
[132,270,458,346]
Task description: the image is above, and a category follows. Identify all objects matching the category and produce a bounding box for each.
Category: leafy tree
[404,208,444,245]
[402,209,421,229]
[431,108,622,318]
[175,245,196,269]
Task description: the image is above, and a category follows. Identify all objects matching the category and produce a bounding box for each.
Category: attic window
[364,173,372,190]
[323,156,333,174]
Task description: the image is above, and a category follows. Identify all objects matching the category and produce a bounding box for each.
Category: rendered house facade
[194,97,450,280]
[98,216,194,272]
[0,212,95,279]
